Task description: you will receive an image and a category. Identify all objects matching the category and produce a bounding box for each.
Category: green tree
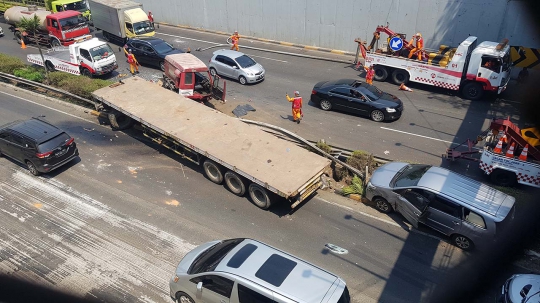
[17,15,49,82]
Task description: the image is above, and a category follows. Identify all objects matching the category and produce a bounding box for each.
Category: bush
[0,53,26,74]
[316,140,332,154]
[14,67,44,82]
[346,150,377,174]
[341,175,364,196]
[47,72,114,99]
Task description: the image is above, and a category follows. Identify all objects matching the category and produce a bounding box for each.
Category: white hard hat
[294,91,300,95]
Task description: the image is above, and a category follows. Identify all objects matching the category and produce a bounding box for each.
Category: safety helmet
[234,30,238,33]
[416,32,422,37]
[128,49,132,52]
[294,91,300,95]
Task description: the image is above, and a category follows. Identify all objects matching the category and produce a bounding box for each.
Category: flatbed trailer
[92,77,332,209]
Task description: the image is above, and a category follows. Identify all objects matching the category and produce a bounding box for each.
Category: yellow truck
[88,0,154,44]
[0,0,91,20]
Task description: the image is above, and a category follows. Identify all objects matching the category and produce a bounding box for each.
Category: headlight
[247,72,253,76]
[386,107,396,113]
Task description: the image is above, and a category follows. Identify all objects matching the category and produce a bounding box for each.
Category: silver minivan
[365,162,516,251]
[208,49,265,85]
[169,238,350,303]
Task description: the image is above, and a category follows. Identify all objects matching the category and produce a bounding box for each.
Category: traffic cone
[493,137,504,154]
[519,144,529,161]
[505,142,515,158]
[21,39,27,49]
[399,83,413,92]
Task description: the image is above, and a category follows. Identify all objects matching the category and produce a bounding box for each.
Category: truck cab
[71,36,118,76]
[124,8,154,38]
[46,0,91,20]
[466,41,512,94]
[46,10,89,46]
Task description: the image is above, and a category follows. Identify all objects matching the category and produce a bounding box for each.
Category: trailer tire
[391,69,410,85]
[45,61,55,72]
[373,66,389,82]
[203,160,224,184]
[108,112,134,130]
[461,82,484,101]
[224,171,246,196]
[490,169,517,187]
[248,183,273,209]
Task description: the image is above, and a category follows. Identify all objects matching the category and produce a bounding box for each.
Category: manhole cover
[325,243,348,255]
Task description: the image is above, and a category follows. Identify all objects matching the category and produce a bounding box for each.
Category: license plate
[55,149,67,157]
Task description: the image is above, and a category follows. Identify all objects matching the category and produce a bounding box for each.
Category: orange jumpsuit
[287,95,303,122]
[364,66,375,85]
[408,36,424,60]
[124,48,139,74]
[230,33,240,51]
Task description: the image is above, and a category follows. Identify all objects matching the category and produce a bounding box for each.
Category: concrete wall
[138,0,539,52]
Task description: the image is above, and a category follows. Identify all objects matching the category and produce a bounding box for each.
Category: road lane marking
[316,197,401,228]
[380,127,455,144]
[156,32,222,45]
[248,54,287,63]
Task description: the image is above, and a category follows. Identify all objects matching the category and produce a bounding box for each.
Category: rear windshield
[235,55,256,68]
[188,239,244,274]
[38,133,70,153]
[391,164,432,188]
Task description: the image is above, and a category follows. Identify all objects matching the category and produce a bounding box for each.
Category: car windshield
[235,55,257,68]
[63,1,88,12]
[188,239,244,274]
[133,21,154,35]
[153,41,174,54]
[59,15,87,30]
[365,85,384,98]
[391,164,432,188]
[358,87,380,101]
[89,44,114,61]
[38,133,70,153]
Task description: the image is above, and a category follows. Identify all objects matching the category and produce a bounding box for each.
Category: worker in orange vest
[408,33,424,61]
[286,91,303,124]
[148,11,154,27]
[364,65,375,85]
[230,30,240,51]
[124,48,140,75]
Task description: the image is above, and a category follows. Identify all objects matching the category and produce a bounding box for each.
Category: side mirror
[520,284,532,298]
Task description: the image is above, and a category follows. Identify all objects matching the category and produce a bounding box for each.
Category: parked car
[123,37,183,71]
[208,49,265,85]
[169,238,350,303]
[310,79,403,122]
[365,162,516,251]
[498,274,540,303]
[0,118,79,176]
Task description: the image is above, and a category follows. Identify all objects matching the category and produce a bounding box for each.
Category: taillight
[36,151,52,159]
[311,90,317,95]
[65,138,74,146]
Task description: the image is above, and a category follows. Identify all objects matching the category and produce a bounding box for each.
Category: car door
[348,89,372,116]
[459,207,491,245]
[235,281,275,303]
[141,44,158,67]
[327,87,350,111]
[190,274,234,303]
[130,42,146,64]
[224,57,240,79]
[213,55,229,77]
[8,133,28,163]
[394,188,429,228]
[422,192,463,235]
[0,131,15,158]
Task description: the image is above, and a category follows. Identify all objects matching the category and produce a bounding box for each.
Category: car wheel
[45,61,56,72]
[248,183,273,209]
[209,67,217,77]
[81,68,92,78]
[461,82,484,101]
[370,110,385,122]
[26,161,40,176]
[159,61,165,72]
[224,171,246,196]
[490,169,517,187]
[373,197,393,213]
[202,159,223,184]
[452,234,474,251]
[319,99,332,111]
[391,69,410,85]
[175,292,195,303]
[373,66,389,81]
[239,76,247,85]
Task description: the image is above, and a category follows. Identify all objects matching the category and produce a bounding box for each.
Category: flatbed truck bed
[92,77,332,209]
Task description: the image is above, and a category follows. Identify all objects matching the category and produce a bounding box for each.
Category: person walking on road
[230,30,240,51]
[124,48,140,75]
[364,65,375,85]
[148,11,154,27]
[286,91,303,124]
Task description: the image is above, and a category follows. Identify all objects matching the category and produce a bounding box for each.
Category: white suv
[208,50,265,85]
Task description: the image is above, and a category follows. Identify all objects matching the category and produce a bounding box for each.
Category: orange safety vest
[366,69,375,80]
[127,54,135,64]
[292,97,302,109]
[231,35,239,44]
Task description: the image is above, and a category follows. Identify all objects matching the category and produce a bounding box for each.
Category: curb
[157,22,357,57]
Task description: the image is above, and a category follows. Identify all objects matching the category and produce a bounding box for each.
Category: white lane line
[316,197,401,228]
[380,127,455,144]
[156,32,221,45]
[0,90,97,124]
[248,54,287,63]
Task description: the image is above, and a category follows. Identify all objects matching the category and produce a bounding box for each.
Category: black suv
[0,118,79,175]
[123,37,183,71]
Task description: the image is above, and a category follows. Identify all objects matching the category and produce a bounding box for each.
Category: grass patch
[47,72,114,99]
[13,67,45,82]
[316,140,332,153]
[0,53,26,74]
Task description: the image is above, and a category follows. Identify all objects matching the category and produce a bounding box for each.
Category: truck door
[210,73,225,101]
[125,23,135,38]
[478,56,502,87]
[48,18,62,45]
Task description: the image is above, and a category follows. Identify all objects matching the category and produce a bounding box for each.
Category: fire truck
[358,24,513,100]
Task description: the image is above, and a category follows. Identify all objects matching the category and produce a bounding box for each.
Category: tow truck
[357,24,513,100]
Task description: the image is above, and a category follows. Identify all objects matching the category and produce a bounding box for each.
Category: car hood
[174,240,221,274]
[242,63,264,74]
[369,162,409,188]
[376,92,402,107]
[507,274,540,302]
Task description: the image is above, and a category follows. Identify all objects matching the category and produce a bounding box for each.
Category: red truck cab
[46,10,90,46]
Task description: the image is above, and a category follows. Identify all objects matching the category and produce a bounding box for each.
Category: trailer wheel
[373,66,389,81]
[108,112,134,130]
[248,183,273,209]
[81,68,92,78]
[490,169,517,187]
[461,82,484,101]
[203,160,224,184]
[391,69,409,85]
[224,171,246,196]
[45,61,55,72]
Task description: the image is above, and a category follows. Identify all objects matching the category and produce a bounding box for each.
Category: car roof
[165,54,208,72]
[128,37,167,45]
[417,166,515,220]
[1,118,63,143]
[320,79,358,88]
[215,239,341,303]
[212,49,245,59]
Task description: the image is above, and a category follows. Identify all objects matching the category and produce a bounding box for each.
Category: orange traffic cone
[505,142,515,158]
[519,144,529,161]
[493,137,504,154]
[21,39,27,49]
[399,83,413,92]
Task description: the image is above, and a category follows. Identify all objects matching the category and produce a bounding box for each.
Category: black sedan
[123,37,183,71]
[311,79,403,122]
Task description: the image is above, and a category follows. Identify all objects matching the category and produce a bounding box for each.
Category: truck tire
[373,66,389,82]
[81,68,92,78]
[248,183,273,209]
[202,160,224,184]
[391,69,410,85]
[45,61,55,72]
[108,112,134,130]
[224,171,246,196]
[461,82,484,101]
[51,39,61,47]
[490,169,517,187]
